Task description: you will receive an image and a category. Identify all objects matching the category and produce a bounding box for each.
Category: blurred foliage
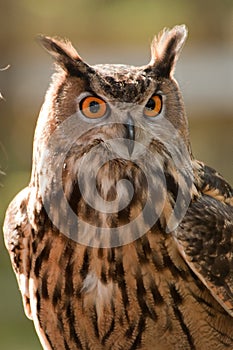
[1,0,233,50]
[0,1,232,349]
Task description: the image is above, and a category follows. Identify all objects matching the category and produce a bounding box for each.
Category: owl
[3,25,233,350]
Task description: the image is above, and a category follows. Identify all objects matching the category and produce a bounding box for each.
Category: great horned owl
[3,25,233,350]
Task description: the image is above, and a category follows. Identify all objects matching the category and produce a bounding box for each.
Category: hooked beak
[124,114,135,156]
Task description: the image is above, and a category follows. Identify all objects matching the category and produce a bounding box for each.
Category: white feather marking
[81,272,113,303]
[81,272,98,293]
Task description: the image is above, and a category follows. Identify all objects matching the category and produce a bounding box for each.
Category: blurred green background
[0,1,232,349]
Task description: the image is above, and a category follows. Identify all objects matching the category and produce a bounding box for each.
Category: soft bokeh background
[0,1,232,349]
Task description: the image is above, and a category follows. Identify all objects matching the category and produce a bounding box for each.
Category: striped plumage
[3,25,233,349]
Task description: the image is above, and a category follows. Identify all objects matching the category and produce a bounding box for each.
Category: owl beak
[124,115,135,156]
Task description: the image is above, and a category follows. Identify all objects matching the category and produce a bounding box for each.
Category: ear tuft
[150,24,188,77]
[37,35,88,76]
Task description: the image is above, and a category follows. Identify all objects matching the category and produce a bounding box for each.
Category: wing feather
[3,187,33,319]
[194,160,233,205]
[176,193,233,316]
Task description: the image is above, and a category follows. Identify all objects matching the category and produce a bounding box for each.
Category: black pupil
[89,101,100,114]
[146,98,155,111]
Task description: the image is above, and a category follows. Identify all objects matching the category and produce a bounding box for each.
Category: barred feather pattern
[29,217,233,350]
[25,143,233,350]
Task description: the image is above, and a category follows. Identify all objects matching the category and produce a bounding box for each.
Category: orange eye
[80,96,108,119]
[144,94,162,117]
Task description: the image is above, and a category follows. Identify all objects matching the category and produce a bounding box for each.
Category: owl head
[33,25,193,247]
[35,24,189,151]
